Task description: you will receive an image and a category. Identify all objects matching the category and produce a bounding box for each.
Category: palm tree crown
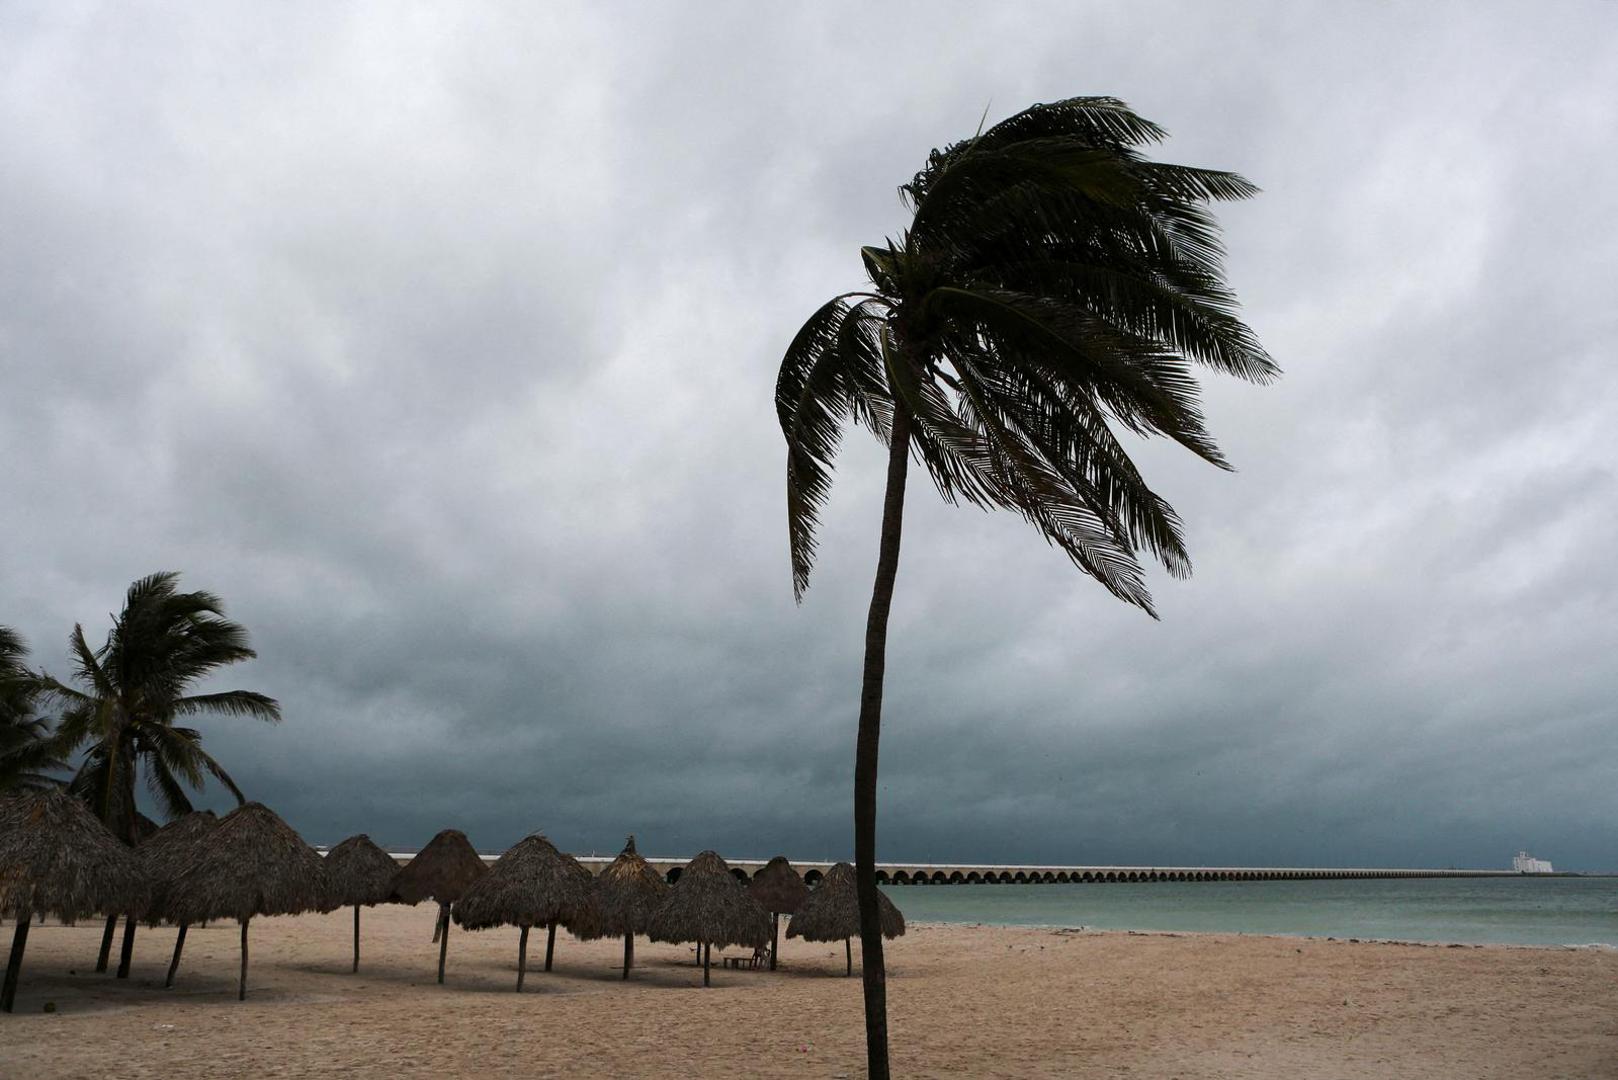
[0,625,68,793]
[778,96,1277,613]
[41,572,280,840]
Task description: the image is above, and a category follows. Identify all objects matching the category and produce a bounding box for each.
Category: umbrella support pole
[116,913,136,979]
[95,914,117,973]
[238,918,249,1002]
[436,908,450,984]
[516,925,529,992]
[771,913,779,971]
[2,909,30,1013]
[431,908,442,944]
[846,937,852,977]
[165,923,188,988]
[622,933,632,979]
[352,905,361,973]
[544,921,556,972]
[702,940,710,987]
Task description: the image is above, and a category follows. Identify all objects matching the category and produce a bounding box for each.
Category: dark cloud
[3,3,1615,870]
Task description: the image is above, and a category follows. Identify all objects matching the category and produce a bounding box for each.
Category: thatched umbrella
[786,861,905,976]
[451,834,595,991]
[647,850,768,987]
[89,809,162,977]
[748,855,808,971]
[0,789,146,1012]
[323,834,399,974]
[136,810,217,988]
[162,802,330,1001]
[581,835,669,979]
[390,828,487,985]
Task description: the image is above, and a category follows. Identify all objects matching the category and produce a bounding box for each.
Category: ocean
[880,875,1618,946]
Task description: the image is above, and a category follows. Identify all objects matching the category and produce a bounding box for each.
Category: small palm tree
[0,626,68,793]
[776,97,1275,1078]
[41,572,280,974]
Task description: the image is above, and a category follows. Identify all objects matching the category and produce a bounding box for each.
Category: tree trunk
[165,923,188,988]
[544,920,556,972]
[95,914,117,972]
[2,909,30,1013]
[115,913,136,979]
[436,907,450,984]
[622,932,633,979]
[770,912,779,971]
[238,918,249,1002]
[516,925,530,992]
[854,403,912,1080]
[702,939,710,987]
[352,904,361,973]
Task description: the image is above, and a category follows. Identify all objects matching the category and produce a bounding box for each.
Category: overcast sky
[3,3,1615,871]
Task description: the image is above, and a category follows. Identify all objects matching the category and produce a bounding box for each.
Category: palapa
[452,834,596,991]
[580,835,669,979]
[748,855,808,971]
[138,810,218,988]
[0,789,147,1012]
[390,828,487,985]
[162,802,332,1000]
[323,834,400,973]
[647,850,768,987]
[786,861,905,976]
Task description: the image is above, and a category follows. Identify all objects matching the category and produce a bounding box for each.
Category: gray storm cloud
[3,3,1615,869]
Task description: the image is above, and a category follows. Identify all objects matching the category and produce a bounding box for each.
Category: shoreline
[908,920,1618,950]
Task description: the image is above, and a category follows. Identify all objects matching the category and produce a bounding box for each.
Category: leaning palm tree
[0,627,68,794]
[39,572,280,973]
[776,96,1274,1078]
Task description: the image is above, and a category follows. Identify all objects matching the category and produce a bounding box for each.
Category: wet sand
[5,903,1616,1078]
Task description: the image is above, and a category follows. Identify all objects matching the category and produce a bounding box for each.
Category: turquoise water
[880,877,1618,946]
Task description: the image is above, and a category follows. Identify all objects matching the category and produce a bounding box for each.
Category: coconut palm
[0,627,68,793]
[776,96,1274,1077]
[39,571,280,973]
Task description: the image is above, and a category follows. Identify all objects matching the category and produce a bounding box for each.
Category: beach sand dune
[4,903,1615,1078]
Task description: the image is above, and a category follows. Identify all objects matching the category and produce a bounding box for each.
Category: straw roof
[390,828,487,905]
[580,835,669,939]
[162,802,332,924]
[452,834,595,931]
[139,810,217,925]
[0,788,147,921]
[324,834,400,907]
[786,862,905,942]
[647,850,769,949]
[748,855,809,915]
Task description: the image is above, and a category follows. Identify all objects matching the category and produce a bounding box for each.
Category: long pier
[380,850,1523,885]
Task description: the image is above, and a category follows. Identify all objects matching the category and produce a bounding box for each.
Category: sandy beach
[4,902,1615,1079]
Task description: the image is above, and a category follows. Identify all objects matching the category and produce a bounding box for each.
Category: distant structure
[1512,851,1554,874]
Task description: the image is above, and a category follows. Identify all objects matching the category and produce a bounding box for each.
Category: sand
[4,903,1615,1078]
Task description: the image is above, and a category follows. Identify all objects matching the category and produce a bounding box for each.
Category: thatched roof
[139,810,217,925]
[391,828,487,905]
[324,834,399,907]
[452,834,596,931]
[748,855,809,915]
[0,788,147,921]
[786,862,905,942]
[647,850,769,949]
[163,802,332,924]
[580,835,668,939]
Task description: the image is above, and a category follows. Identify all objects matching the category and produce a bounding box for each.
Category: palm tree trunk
[622,932,633,979]
[238,918,249,1001]
[95,914,117,972]
[165,923,188,988]
[115,912,136,978]
[516,925,530,992]
[436,907,450,984]
[854,403,911,1080]
[2,908,30,1013]
[352,904,361,973]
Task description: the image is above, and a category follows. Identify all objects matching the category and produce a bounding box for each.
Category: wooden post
[2,910,30,1013]
[115,913,136,979]
[846,937,852,977]
[164,923,188,988]
[431,904,443,943]
[702,939,710,987]
[238,918,249,1002]
[622,932,633,980]
[352,904,361,973]
[771,912,780,971]
[95,913,117,972]
[436,907,450,985]
[544,921,556,972]
[516,925,530,992]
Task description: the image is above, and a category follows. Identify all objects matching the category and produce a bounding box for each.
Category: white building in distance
[1512,851,1554,874]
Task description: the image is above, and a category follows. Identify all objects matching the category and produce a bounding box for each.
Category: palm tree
[41,571,280,974]
[776,97,1275,1078]
[0,626,68,793]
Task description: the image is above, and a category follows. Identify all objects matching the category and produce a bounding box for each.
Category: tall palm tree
[41,571,280,973]
[0,626,68,793]
[776,97,1275,1078]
